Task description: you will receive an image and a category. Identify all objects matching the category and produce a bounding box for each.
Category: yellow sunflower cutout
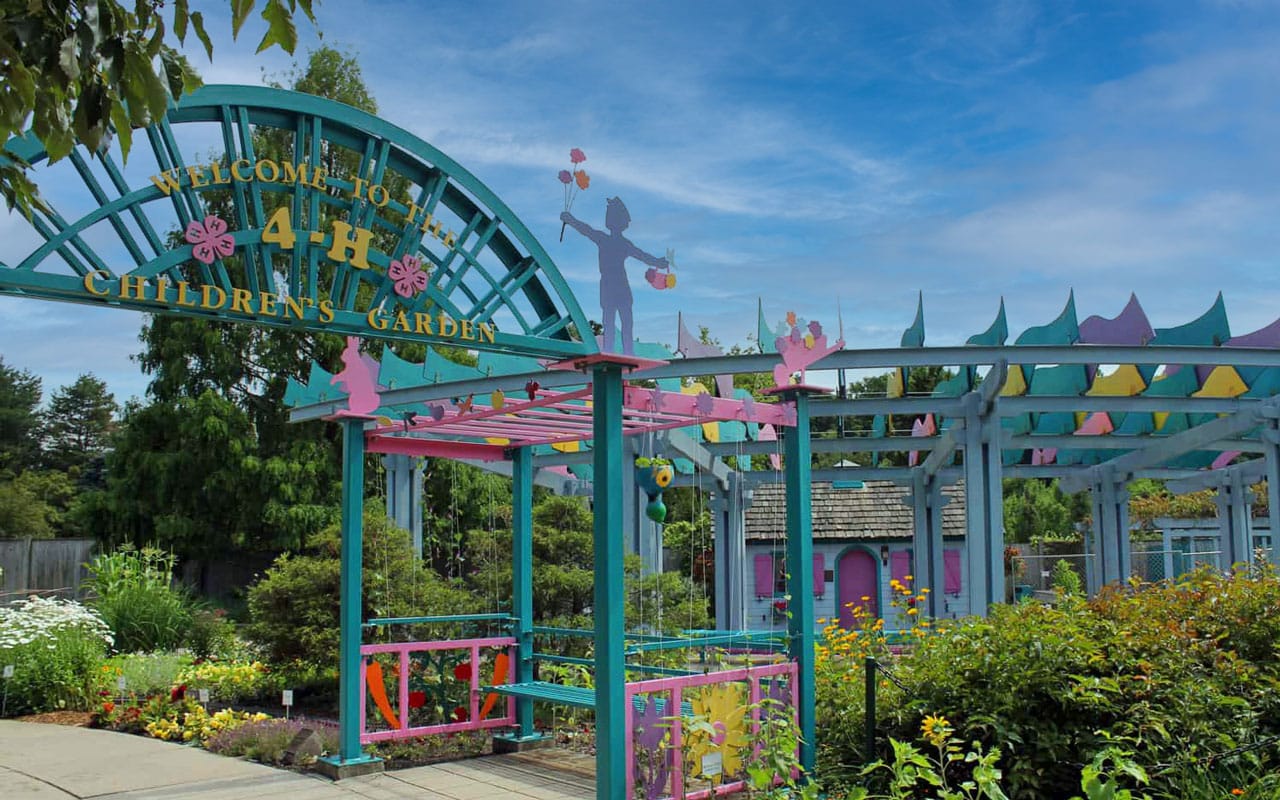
[685,682,750,782]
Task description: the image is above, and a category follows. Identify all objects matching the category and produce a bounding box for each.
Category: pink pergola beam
[621,386,792,426]
[367,435,507,461]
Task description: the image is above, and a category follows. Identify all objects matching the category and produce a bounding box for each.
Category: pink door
[838,549,878,629]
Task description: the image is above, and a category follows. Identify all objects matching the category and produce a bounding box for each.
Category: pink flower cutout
[184,215,234,265]
[569,148,586,164]
[388,255,429,298]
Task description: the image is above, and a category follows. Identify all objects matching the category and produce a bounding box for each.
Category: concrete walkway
[0,721,594,799]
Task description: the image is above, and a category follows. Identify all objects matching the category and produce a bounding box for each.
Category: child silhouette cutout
[561,197,668,355]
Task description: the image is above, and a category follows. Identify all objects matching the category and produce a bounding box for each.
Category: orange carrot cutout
[478,652,510,720]
[365,661,401,729]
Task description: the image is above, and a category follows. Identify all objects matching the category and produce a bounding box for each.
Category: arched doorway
[837,546,879,629]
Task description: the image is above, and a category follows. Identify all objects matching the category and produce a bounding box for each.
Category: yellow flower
[907,608,919,616]
[686,684,750,781]
[921,714,952,748]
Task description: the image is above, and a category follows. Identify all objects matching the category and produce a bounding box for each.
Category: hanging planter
[634,456,674,523]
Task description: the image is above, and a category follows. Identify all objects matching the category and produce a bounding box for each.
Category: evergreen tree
[0,356,42,476]
[41,374,116,474]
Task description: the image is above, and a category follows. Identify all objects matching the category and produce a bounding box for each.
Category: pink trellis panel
[625,661,799,799]
[358,637,517,743]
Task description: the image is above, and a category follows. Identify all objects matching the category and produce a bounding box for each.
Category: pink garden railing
[625,661,799,800]
[359,636,517,743]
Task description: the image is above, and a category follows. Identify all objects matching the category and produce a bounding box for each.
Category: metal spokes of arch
[0,84,595,359]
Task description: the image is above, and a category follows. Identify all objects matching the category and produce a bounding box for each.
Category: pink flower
[184,215,234,265]
[388,255,429,298]
[558,169,572,184]
[569,148,586,164]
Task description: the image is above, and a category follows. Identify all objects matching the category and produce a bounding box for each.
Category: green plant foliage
[0,356,42,476]
[104,651,193,697]
[827,565,1280,799]
[0,0,316,215]
[1003,479,1088,544]
[245,510,479,667]
[41,373,117,474]
[1050,559,1083,597]
[0,597,112,715]
[86,545,195,653]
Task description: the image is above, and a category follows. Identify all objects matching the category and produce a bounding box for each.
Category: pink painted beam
[367,436,506,461]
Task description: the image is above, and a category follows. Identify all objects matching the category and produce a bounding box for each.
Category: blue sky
[5,0,1280,404]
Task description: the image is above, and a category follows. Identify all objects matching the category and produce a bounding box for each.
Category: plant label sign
[117,676,127,692]
[2,665,12,679]
[198,689,210,704]
[282,690,294,707]
[701,752,722,778]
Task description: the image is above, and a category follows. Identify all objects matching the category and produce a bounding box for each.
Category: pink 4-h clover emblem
[388,255,430,298]
[184,215,235,265]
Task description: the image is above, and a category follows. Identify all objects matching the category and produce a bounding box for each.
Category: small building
[744,479,969,631]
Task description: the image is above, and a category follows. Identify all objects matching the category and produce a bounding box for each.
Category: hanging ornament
[634,456,674,523]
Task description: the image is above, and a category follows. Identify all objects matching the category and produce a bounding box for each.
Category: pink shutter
[813,553,825,597]
[944,550,962,594]
[890,550,912,588]
[754,554,774,598]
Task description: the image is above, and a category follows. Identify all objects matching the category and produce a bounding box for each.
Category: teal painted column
[781,387,817,776]
[592,363,627,800]
[335,418,374,765]
[511,446,537,738]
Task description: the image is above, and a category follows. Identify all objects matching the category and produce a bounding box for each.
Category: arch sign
[0,85,596,360]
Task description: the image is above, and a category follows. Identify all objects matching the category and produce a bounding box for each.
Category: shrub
[86,545,194,653]
[245,511,478,667]
[1050,559,1083,597]
[836,566,1280,800]
[0,596,112,715]
[205,716,339,764]
[184,609,238,660]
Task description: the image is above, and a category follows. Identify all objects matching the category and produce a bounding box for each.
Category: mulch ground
[14,711,94,726]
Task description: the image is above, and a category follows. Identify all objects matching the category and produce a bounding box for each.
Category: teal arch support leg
[1089,470,1131,589]
[1267,427,1280,562]
[592,363,627,800]
[779,387,818,776]
[321,417,380,773]
[1214,471,1255,568]
[511,446,537,738]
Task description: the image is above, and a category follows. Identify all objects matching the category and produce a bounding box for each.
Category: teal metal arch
[0,85,596,359]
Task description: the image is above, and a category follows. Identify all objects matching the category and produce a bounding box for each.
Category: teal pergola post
[779,386,818,776]
[592,362,627,800]
[328,417,378,769]
[511,445,537,738]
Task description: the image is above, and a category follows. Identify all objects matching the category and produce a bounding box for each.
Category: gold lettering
[392,311,411,332]
[312,168,328,191]
[327,221,373,269]
[200,285,227,310]
[149,169,183,196]
[366,308,389,331]
[438,313,458,337]
[281,161,305,185]
[368,183,390,208]
[254,159,281,183]
[229,288,254,314]
[83,270,110,296]
[258,291,278,317]
[442,231,457,247]
[352,177,368,200]
[405,201,423,222]
[175,282,197,307]
[210,161,231,184]
[185,165,209,189]
[317,299,335,323]
[120,275,147,301]
[154,277,169,302]
[283,295,307,320]
[460,320,474,340]
[414,312,434,335]
[477,323,495,344]
[230,159,253,182]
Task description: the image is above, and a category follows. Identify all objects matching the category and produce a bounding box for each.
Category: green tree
[0,356,42,475]
[0,0,316,214]
[41,373,116,473]
[1003,478,1087,543]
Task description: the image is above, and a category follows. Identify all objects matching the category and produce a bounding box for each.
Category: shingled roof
[744,480,967,541]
